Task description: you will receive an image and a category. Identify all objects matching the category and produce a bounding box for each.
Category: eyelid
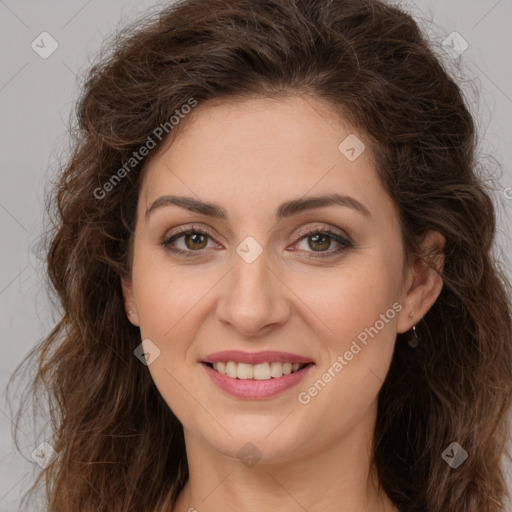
[292,223,352,244]
[163,222,351,243]
[162,223,222,243]
[160,222,353,257]
[161,224,220,250]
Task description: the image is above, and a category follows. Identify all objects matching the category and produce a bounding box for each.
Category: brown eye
[183,232,208,250]
[161,227,216,257]
[307,233,331,251]
[293,229,353,258]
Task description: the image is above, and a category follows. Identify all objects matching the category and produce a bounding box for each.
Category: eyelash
[160,224,353,259]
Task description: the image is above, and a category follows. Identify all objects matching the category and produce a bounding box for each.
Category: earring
[127,310,133,317]
[408,325,419,348]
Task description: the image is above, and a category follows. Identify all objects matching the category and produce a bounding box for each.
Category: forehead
[139,95,396,226]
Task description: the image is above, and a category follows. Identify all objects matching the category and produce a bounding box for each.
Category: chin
[193,419,311,465]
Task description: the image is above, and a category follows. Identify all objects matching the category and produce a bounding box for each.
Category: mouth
[202,361,313,380]
[200,350,315,399]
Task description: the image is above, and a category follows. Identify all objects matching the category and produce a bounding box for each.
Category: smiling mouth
[203,361,313,380]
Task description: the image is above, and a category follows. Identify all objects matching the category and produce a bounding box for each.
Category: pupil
[310,234,329,251]
[187,233,206,249]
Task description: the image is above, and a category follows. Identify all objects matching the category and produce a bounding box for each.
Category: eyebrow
[145,193,372,221]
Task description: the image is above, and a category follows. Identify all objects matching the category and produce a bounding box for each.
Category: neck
[171,401,397,512]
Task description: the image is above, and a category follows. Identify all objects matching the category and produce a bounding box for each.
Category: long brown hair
[8,0,512,510]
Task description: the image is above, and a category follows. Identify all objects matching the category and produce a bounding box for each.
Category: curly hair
[7,0,512,511]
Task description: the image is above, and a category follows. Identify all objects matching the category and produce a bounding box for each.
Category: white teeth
[226,361,238,378]
[253,362,271,380]
[210,361,307,380]
[237,363,253,379]
[270,362,283,377]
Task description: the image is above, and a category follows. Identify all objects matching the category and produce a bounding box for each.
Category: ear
[121,274,140,326]
[396,230,445,334]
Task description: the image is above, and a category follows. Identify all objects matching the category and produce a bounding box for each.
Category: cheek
[295,278,399,433]
[131,245,209,338]
[131,253,207,421]
[294,257,401,346]
[293,259,401,411]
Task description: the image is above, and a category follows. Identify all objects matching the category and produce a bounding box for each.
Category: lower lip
[201,362,314,399]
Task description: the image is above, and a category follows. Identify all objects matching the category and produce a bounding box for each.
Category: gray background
[0,0,511,510]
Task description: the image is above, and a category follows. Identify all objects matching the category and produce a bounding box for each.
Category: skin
[122,94,445,512]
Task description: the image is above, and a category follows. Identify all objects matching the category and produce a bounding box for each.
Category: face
[122,94,444,464]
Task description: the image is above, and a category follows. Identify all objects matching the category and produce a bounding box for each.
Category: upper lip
[202,350,314,365]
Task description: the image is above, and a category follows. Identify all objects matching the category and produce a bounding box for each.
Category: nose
[215,247,292,338]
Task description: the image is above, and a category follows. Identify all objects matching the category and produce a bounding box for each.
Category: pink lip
[202,350,314,365]
[201,362,314,400]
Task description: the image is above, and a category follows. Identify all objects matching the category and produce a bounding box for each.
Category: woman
[10,0,512,511]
